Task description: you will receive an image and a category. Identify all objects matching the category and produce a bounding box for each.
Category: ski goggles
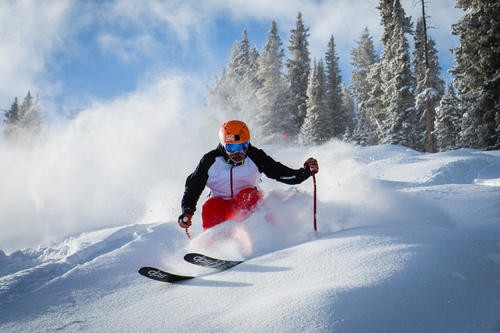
[225,142,249,153]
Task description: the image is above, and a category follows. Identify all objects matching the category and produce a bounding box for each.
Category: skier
[178,120,319,231]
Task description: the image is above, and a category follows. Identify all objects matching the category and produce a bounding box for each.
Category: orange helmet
[219,120,250,145]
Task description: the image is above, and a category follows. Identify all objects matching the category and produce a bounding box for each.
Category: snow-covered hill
[1,143,499,332]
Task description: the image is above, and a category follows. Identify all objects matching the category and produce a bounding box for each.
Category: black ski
[184,253,243,270]
[138,266,194,283]
[138,254,243,284]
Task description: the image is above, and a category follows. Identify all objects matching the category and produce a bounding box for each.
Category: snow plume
[0,83,456,258]
[0,67,458,257]
[0,73,211,253]
[264,142,436,232]
[174,141,454,263]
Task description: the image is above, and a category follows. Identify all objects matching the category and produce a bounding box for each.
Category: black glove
[178,213,192,229]
[304,157,319,175]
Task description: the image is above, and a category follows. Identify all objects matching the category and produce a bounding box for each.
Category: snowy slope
[1,143,499,333]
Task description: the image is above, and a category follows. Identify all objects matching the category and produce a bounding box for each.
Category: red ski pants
[201,187,262,230]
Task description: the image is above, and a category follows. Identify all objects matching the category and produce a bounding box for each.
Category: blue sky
[1,0,462,121]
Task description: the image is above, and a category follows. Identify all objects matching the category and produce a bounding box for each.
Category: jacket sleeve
[181,149,219,214]
[247,145,311,185]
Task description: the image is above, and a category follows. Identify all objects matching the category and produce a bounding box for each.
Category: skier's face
[224,142,248,164]
[227,151,246,164]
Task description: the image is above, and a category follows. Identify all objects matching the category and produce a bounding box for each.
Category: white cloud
[0,0,72,108]
[210,0,302,20]
[97,33,163,63]
[106,0,210,42]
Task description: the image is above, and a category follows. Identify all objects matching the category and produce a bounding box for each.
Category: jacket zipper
[230,165,234,198]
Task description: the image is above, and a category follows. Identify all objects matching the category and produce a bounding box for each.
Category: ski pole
[185,227,191,240]
[312,172,317,232]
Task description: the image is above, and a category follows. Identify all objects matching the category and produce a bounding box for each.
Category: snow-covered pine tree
[3,91,43,144]
[299,59,328,145]
[365,62,386,143]
[350,27,378,146]
[255,21,293,144]
[233,30,260,123]
[3,97,20,139]
[206,44,242,122]
[376,0,415,147]
[386,22,415,147]
[230,29,251,79]
[286,12,311,138]
[19,91,43,138]
[206,31,260,126]
[340,83,356,142]
[413,18,427,106]
[451,1,500,150]
[324,35,343,139]
[434,83,462,151]
[248,48,261,93]
[413,17,427,151]
[413,13,445,152]
[367,0,397,144]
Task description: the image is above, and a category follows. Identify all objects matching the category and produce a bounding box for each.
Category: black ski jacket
[181,144,312,215]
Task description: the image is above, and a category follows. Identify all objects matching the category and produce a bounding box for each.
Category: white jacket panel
[206,156,261,199]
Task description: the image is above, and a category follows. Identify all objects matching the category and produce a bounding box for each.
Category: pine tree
[207,43,241,122]
[255,21,293,143]
[207,67,239,123]
[3,91,43,143]
[324,35,343,139]
[230,29,253,82]
[350,28,378,145]
[451,1,500,150]
[365,62,386,143]
[3,97,20,139]
[368,0,397,144]
[19,91,43,136]
[300,59,328,145]
[352,101,373,145]
[340,83,356,142]
[374,0,415,147]
[413,8,445,152]
[434,84,462,151]
[247,47,261,92]
[207,31,260,125]
[413,17,427,151]
[286,12,311,138]
[385,20,415,147]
